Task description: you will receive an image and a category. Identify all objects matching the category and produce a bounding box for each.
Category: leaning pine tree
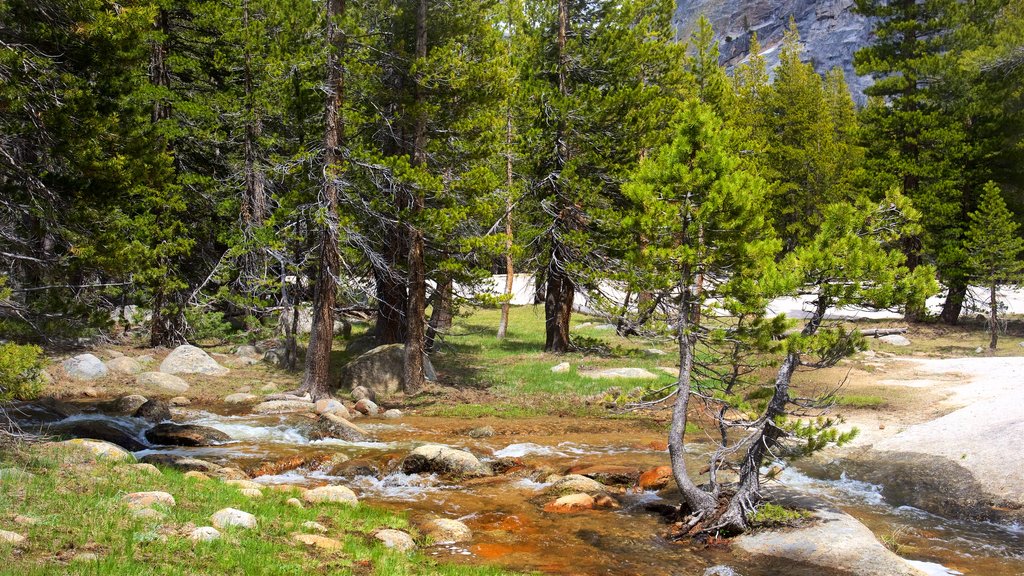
[964,182,1024,350]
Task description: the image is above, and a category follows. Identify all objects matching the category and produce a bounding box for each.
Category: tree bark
[544,255,573,352]
[402,0,429,395]
[426,277,453,351]
[533,268,546,304]
[940,280,967,325]
[497,113,515,340]
[375,265,407,343]
[301,0,346,400]
[989,283,998,349]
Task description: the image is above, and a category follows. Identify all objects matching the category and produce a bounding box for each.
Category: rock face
[338,344,436,396]
[136,372,190,394]
[734,507,927,576]
[402,444,492,478]
[145,423,230,447]
[159,345,229,376]
[675,0,874,102]
[63,354,108,380]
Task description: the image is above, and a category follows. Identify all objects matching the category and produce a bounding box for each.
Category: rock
[184,471,211,481]
[543,493,595,513]
[210,508,257,530]
[224,393,258,404]
[0,530,26,545]
[703,567,738,576]
[286,498,304,508]
[99,394,149,416]
[169,396,190,406]
[644,348,667,356]
[134,399,171,422]
[82,387,99,398]
[878,334,911,347]
[550,362,571,374]
[226,356,260,368]
[402,444,492,477]
[545,474,606,495]
[309,413,369,442]
[235,345,259,357]
[467,426,495,439]
[240,488,263,499]
[567,464,641,486]
[351,386,376,402]
[137,372,190,394]
[51,417,147,451]
[211,467,249,481]
[132,508,166,521]
[638,466,673,491]
[252,400,315,414]
[592,323,616,331]
[293,534,343,550]
[6,397,81,424]
[303,485,359,506]
[301,521,327,533]
[580,367,657,379]
[13,515,40,526]
[225,479,262,490]
[189,527,221,542]
[265,392,312,401]
[145,423,230,447]
[106,356,143,375]
[63,354,109,380]
[383,408,402,420]
[141,454,221,473]
[262,347,290,367]
[260,382,279,393]
[338,344,435,397]
[132,463,162,476]
[159,345,229,376]
[374,529,415,552]
[123,491,176,509]
[314,398,349,417]
[734,507,927,576]
[71,553,99,563]
[423,518,472,544]
[54,438,133,462]
[353,398,379,416]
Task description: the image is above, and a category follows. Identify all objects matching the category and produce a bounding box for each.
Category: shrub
[0,343,47,401]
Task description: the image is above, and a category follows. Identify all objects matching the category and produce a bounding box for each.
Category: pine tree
[965,182,1024,349]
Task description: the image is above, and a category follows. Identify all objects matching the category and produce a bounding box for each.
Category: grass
[831,394,886,408]
[0,444,516,576]
[747,503,810,528]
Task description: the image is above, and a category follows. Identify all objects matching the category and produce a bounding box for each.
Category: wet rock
[132,463,162,476]
[309,413,369,442]
[567,464,641,486]
[211,508,257,530]
[145,423,230,447]
[423,518,472,544]
[551,362,570,374]
[123,491,175,509]
[638,466,673,491]
[580,367,657,379]
[106,356,143,375]
[466,426,495,439]
[293,534,343,550]
[543,493,595,513]
[734,507,927,576]
[545,474,606,496]
[99,394,149,416]
[224,393,258,404]
[383,408,402,420]
[303,485,358,506]
[328,459,379,478]
[53,438,134,462]
[314,398,349,417]
[353,398,379,416]
[159,344,229,376]
[6,397,81,424]
[0,530,26,545]
[374,529,415,552]
[52,417,147,451]
[63,354,108,380]
[338,344,435,396]
[351,385,376,402]
[403,444,493,478]
[301,521,327,533]
[189,527,221,542]
[136,372,190,394]
[252,400,315,414]
[169,396,190,406]
[134,399,171,422]
[878,334,911,347]
[141,454,221,473]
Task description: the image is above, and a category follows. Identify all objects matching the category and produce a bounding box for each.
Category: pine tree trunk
[989,283,998,349]
[497,113,515,340]
[375,266,408,343]
[533,269,546,304]
[426,277,453,351]
[940,280,967,325]
[241,0,267,231]
[403,0,429,395]
[148,8,175,348]
[544,257,573,353]
[301,0,346,400]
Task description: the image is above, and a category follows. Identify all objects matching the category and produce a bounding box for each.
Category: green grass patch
[831,394,886,408]
[747,503,810,527]
[0,445,516,576]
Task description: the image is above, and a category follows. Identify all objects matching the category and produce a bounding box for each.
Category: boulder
[638,466,673,491]
[99,394,149,416]
[6,397,81,424]
[53,438,134,461]
[338,344,436,396]
[351,385,376,402]
[301,521,327,533]
[189,527,221,542]
[235,345,259,357]
[140,454,221,473]
[252,400,316,414]
[132,508,165,521]
[543,493,595,513]
[132,463,162,476]
[567,464,641,486]
[263,347,290,367]
[545,474,606,496]
[159,345,229,376]
[122,491,176,509]
[134,399,171,422]
[580,367,657,379]
[467,426,494,439]
[286,498,303,508]
[63,354,108,380]
[314,398,349,417]
[51,417,146,451]
[353,398,379,416]
[878,334,911,347]
[210,508,257,530]
[106,356,143,375]
[136,372,190,394]
[734,507,927,576]
[423,518,472,544]
[240,488,263,499]
[224,393,258,405]
[293,534,343,550]
[374,529,415,552]
[550,362,571,374]
[0,530,26,545]
[402,444,492,477]
[303,485,359,506]
[145,423,231,447]
[169,396,191,406]
[309,413,369,442]
[383,408,402,420]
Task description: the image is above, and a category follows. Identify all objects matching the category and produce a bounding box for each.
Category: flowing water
[36,408,1024,576]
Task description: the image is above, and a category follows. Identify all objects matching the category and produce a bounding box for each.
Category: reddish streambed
[45,408,1024,575]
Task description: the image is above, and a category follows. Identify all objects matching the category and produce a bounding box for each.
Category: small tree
[965,182,1024,349]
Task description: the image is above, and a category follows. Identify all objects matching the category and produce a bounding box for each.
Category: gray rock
[168,396,190,406]
[159,345,229,376]
[136,372,190,394]
[550,362,570,374]
[314,398,349,417]
[140,454,221,473]
[402,444,492,477]
[308,413,369,442]
[145,423,230,447]
[189,526,221,542]
[879,334,911,347]
[338,344,435,397]
[134,399,171,422]
[353,398,379,416]
[580,367,658,379]
[351,386,376,402]
[224,393,258,405]
[53,438,134,462]
[303,485,359,506]
[0,530,26,545]
[374,529,415,552]
[105,356,143,375]
[63,354,108,380]
[466,426,495,439]
[423,518,472,544]
[210,508,257,530]
[383,408,402,420]
[99,394,149,416]
[252,400,315,414]
[50,416,147,451]
[235,345,259,357]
